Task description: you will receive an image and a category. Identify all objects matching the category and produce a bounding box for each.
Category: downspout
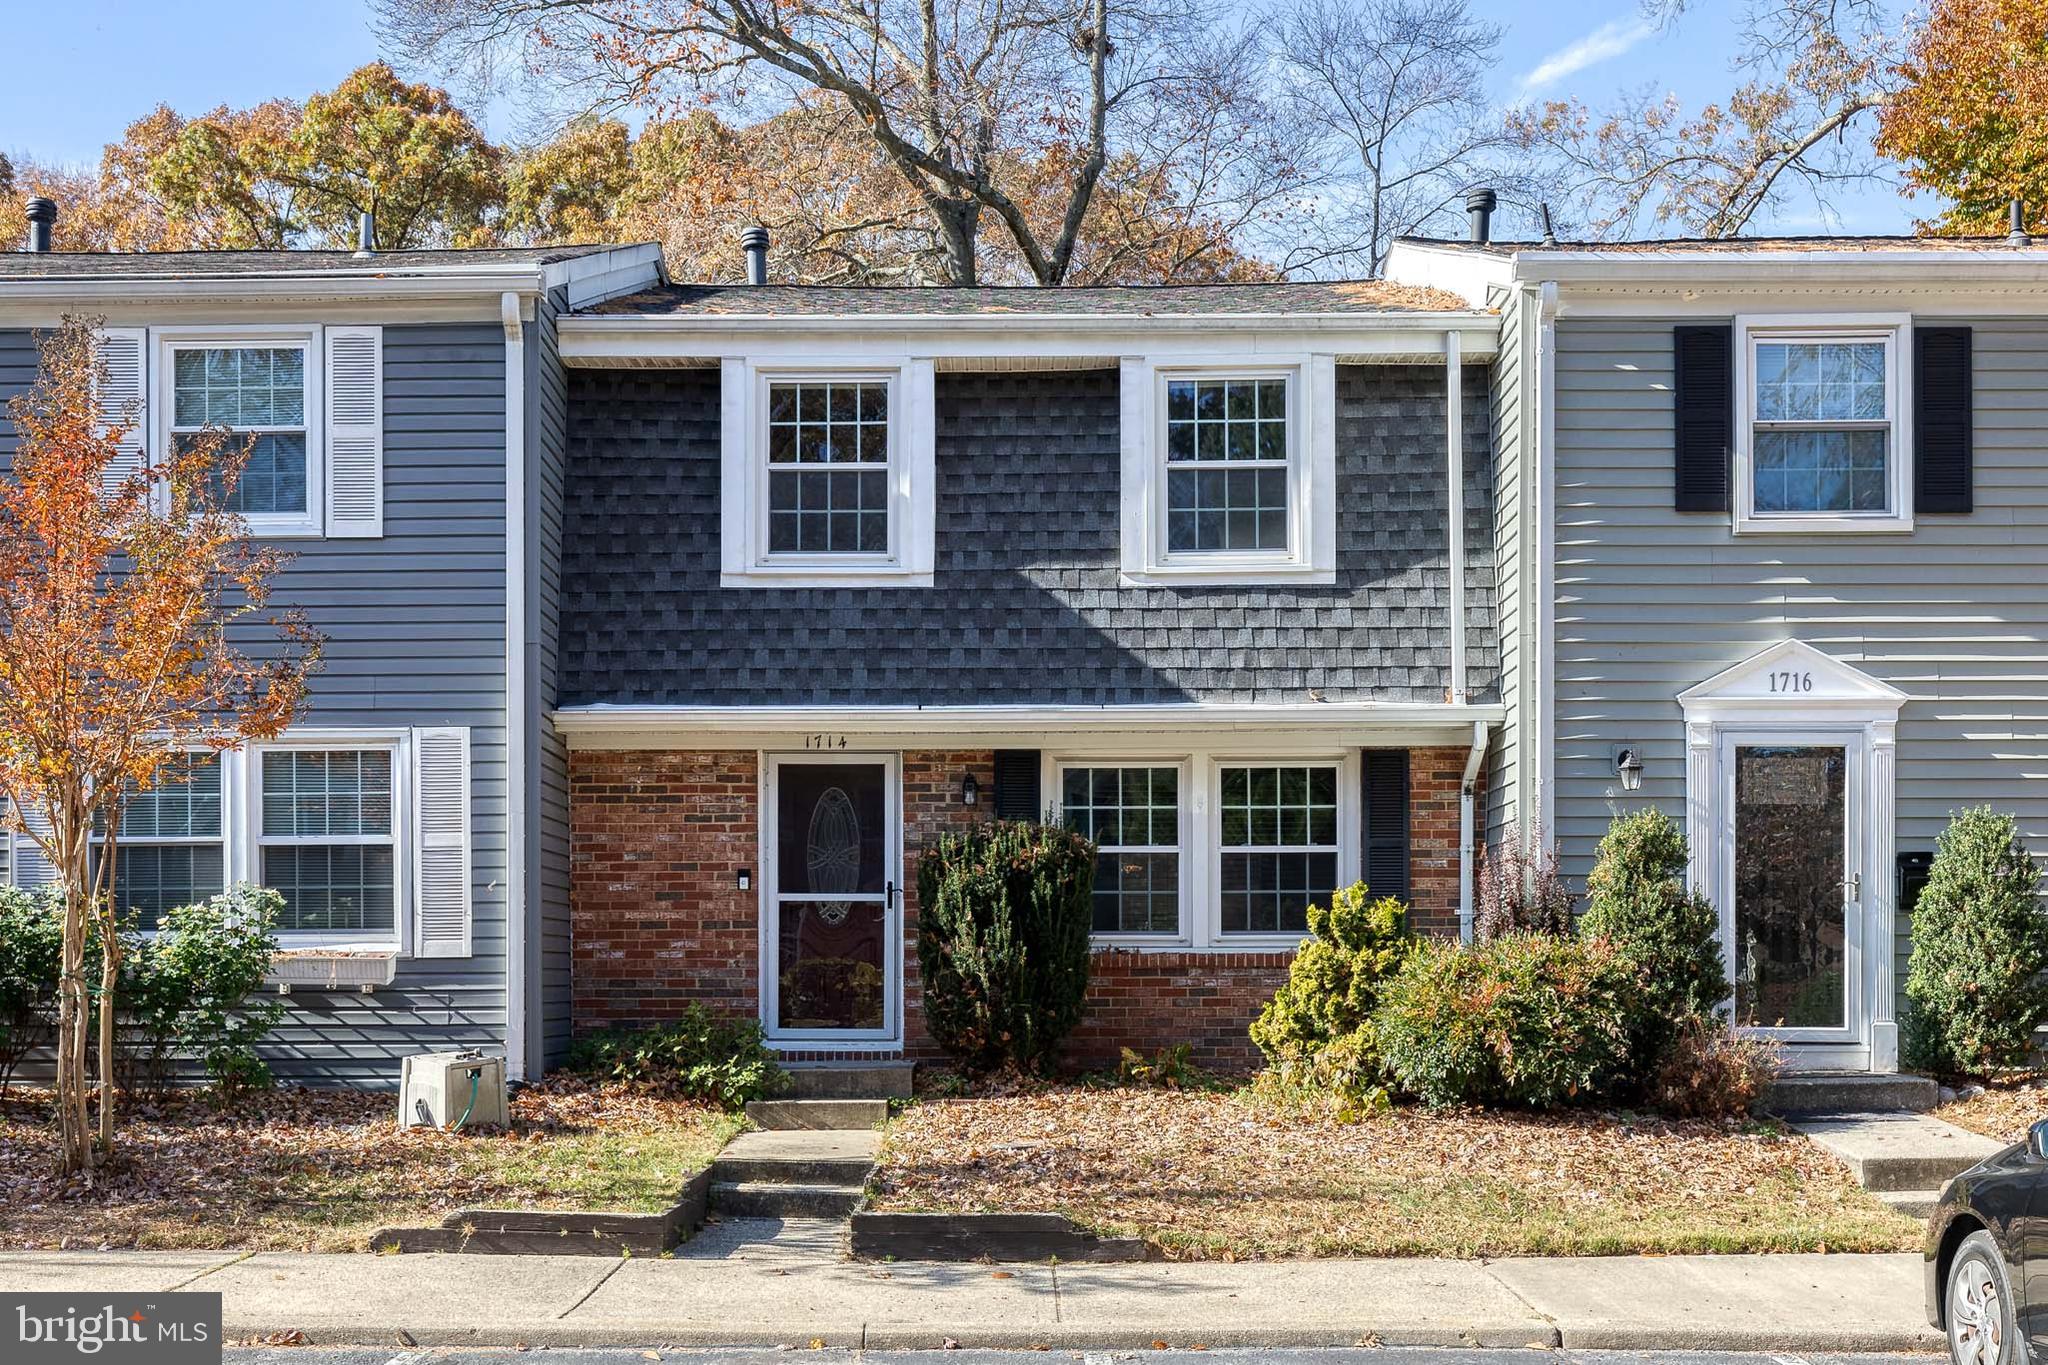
[1445,328,1466,704]
[1459,719,1489,943]
[500,290,529,1082]
[1533,281,1560,843]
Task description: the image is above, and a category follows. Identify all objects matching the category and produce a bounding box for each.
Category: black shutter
[992,750,1042,821]
[1361,749,1410,901]
[1673,325,1734,512]
[1916,326,1974,514]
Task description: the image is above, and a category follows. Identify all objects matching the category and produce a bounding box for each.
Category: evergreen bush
[1249,881,1410,1090]
[0,887,61,1092]
[1373,931,1638,1108]
[1903,806,2048,1074]
[1579,808,1729,1067]
[915,820,1095,1072]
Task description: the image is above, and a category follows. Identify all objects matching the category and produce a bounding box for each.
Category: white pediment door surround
[1678,640,1908,1072]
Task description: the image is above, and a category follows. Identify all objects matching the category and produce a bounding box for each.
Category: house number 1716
[1768,671,1814,694]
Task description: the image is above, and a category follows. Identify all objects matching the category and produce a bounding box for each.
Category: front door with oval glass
[765,757,899,1043]
[1722,736,1863,1052]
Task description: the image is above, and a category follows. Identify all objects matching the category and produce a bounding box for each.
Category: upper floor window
[721,359,936,587]
[171,343,313,523]
[1735,317,1911,534]
[1119,356,1336,585]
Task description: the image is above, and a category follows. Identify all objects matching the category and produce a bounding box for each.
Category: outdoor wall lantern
[962,773,980,806]
[1613,746,1644,792]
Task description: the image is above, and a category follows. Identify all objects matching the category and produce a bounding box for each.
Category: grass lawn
[872,1084,1923,1259]
[1936,1078,2047,1145]
[0,1077,742,1252]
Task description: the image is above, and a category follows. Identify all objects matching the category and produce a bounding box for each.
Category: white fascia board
[0,274,548,329]
[558,314,1501,366]
[1515,253,2048,292]
[553,701,1507,748]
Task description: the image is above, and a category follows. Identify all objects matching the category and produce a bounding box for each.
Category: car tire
[1948,1230,2020,1365]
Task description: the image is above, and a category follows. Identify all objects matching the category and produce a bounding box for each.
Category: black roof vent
[353,210,376,259]
[740,225,769,284]
[23,197,55,254]
[2010,198,2031,248]
[1539,202,1559,248]
[1465,187,1497,244]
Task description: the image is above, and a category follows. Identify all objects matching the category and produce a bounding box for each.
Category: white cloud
[1517,16,1657,97]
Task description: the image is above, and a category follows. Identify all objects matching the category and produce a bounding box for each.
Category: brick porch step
[746,1098,889,1131]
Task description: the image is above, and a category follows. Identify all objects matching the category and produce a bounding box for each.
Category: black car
[1928,1118,2048,1365]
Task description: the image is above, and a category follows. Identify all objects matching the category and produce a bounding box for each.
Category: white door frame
[1679,640,1904,1072]
[758,751,903,1050]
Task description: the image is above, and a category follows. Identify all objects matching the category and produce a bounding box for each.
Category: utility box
[397,1051,509,1130]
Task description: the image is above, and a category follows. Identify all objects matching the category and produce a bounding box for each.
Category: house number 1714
[804,734,849,749]
[1768,671,1814,694]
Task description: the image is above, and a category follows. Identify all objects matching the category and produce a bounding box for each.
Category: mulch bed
[871,1083,1921,1259]
[0,1076,736,1252]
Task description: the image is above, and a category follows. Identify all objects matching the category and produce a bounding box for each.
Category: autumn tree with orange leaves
[0,319,319,1175]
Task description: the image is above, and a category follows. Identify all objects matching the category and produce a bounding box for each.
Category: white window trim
[1043,745,1358,951]
[152,324,328,539]
[1733,313,1914,535]
[241,730,412,952]
[1119,354,1337,586]
[720,357,936,587]
[1052,758,1191,948]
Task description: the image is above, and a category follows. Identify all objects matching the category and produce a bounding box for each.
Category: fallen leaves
[1935,1078,2047,1145]
[870,1085,1920,1260]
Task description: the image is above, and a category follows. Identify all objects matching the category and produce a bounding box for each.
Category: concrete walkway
[0,1245,1938,1352]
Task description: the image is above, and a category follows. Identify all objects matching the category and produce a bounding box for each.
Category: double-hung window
[1217,763,1341,937]
[162,331,325,537]
[1736,318,1911,533]
[257,745,400,940]
[1058,765,1183,937]
[721,360,936,586]
[1120,357,1336,584]
[99,752,228,933]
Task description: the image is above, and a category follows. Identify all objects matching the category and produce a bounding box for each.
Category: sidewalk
[0,1222,1940,1353]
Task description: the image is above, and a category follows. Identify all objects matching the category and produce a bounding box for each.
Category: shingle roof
[577,279,1476,316]
[1401,233,2048,257]
[0,245,631,279]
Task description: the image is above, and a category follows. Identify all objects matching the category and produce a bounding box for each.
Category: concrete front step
[1879,1189,1945,1220]
[709,1180,865,1219]
[1793,1111,2003,1193]
[1763,1072,1940,1116]
[784,1061,915,1099]
[712,1129,879,1186]
[746,1098,889,1131]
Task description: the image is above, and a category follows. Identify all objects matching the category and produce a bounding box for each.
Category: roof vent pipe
[1464,187,1497,245]
[740,224,769,284]
[1538,202,1558,248]
[2010,198,2031,248]
[23,197,55,253]
[354,211,376,259]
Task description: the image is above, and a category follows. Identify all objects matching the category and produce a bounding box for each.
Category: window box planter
[263,948,398,994]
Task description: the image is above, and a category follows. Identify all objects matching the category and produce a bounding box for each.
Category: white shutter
[323,326,383,537]
[411,727,471,958]
[94,327,148,500]
[11,803,57,890]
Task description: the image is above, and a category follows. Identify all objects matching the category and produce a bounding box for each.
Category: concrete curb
[850,1211,1147,1263]
[366,1168,713,1256]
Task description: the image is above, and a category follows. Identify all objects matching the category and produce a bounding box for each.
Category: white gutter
[554,700,1504,738]
[1534,281,1559,843]
[565,309,1498,332]
[1459,720,1489,943]
[500,291,529,1083]
[1445,328,1466,704]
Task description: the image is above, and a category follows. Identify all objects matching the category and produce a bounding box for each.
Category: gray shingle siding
[562,365,1497,706]
[1548,315,2048,1019]
[0,324,509,1088]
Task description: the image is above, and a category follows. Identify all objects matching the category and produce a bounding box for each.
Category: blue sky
[0,0,1917,236]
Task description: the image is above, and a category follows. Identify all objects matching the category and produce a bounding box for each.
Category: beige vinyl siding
[1550,316,2048,1005]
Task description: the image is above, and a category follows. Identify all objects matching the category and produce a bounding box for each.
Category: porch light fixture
[961,773,980,807]
[1613,746,1644,792]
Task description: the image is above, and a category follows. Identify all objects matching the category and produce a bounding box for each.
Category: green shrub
[565,1004,784,1109]
[1904,807,2048,1075]
[1580,808,1729,1068]
[1374,932,1638,1108]
[915,820,1095,1072]
[1249,881,1410,1091]
[0,887,62,1092]
[122,888,287,1098]
[1117,1042,1202,1089]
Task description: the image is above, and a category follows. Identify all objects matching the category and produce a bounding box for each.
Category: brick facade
[569,744,1479,1071]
